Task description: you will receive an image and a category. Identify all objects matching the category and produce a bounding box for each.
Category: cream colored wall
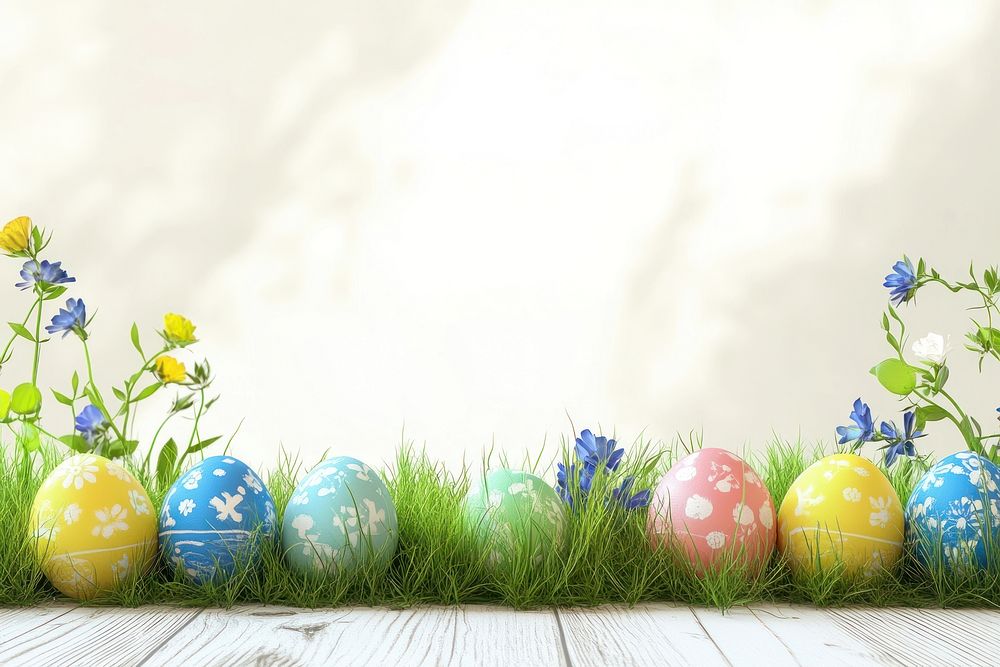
[2,2,999,471]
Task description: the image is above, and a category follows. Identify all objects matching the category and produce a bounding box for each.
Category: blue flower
[557,428,651,511]
[45,297,87,338]
[74,404,108,444]
[883,257,918,306]
[880,410,925,467]
[836,398,876,445]
[575,429,625,473]
[15,259,76,291]
[555,462,593,508]
[611,476,651,510]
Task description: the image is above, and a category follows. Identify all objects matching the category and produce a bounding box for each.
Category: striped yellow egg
[777,453,903,577]
[30,454,157,600]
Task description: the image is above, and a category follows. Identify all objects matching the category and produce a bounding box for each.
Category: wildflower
[15,259,75,291]
[45,298,88,338]
[556,428,651,511]
[836,398,876,446]
[162,313,197,345]
[912,332,951,364]
[0,216,30,254]
[611,476,651,510]
[575,429,625,473]
[75,404,108,444]
[555,462,593,507]
[880,410,925,467]
[883,257,918,306]
[155,355,186,383]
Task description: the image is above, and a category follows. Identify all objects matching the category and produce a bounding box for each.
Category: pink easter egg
[646,447,776,573]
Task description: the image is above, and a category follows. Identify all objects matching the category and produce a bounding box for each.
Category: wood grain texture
[558,604,726,666]
[827,607,1000,667]
[1,604,997,666]
[748,605,901,666]
[0,605,201,667]
[143,605,565,667]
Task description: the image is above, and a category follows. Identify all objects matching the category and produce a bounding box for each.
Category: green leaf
[8,322,34,342]
[157,438,178,486]
[42,285,67,301]
[933,365,950,393]
[58,434,91,453]
[185,435,222,455]
[104,439,139,458]
[10,383,42,415]
[132,383,160,403]
[0,389,9,421]
[914,405,949,431]
[17,423,40,452]
[112,386,126,402]
[130,322,144,358]
[51,389,74,407]
[71,371,79,394]
[871,359,918,396]
[885,332,900,353]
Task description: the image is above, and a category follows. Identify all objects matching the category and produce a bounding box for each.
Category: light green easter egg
[282,457,398,576]
[462,469,566,565]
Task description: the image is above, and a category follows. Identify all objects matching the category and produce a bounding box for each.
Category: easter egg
[905,451,1000,570]
[30,454,157,600]
[646,448,776,573]
[282,457,398,575]
[777,453,903,576]
[159,455,276,583]
[462,469,565,564]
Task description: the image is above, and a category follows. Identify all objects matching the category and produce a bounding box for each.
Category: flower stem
[0,300,39,375]
[30,292,43,385]
[82,339,127,445]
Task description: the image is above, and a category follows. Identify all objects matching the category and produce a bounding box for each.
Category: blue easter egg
[159,455,276,583]
[905,451,1000,570]
[281,457,398,575]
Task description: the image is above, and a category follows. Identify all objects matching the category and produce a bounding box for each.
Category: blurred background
[2,1,999,471]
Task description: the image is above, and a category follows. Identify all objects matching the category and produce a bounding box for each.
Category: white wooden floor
[0,603,992,666]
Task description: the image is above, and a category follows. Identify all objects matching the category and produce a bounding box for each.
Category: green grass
[3,435,1000,610]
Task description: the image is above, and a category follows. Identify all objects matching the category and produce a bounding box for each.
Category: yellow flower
[163,313,197,344]
[155,356,186,384]
[0,216,31,254]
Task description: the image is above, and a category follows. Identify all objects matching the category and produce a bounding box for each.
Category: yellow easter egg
[777,453,903,577]
[30,454,157,600]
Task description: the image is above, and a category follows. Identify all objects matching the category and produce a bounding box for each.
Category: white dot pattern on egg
[281,456,398,575]
[159,455,275,584]
[647,447,776,572]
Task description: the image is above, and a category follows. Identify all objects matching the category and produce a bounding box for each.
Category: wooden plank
[691,605,797,666]
[141,605,566,666]
[0,604,78,647]
[558,604,726,666]
[0,605,201,667]
[748,605,901,666]
[452,606,566,666]
[827,607,1000,667]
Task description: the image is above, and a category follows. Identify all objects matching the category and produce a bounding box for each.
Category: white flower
[869,496,891,528]
[178,499,196,516]
[105,463,131,482]
[61,456,98,490]
[63,503,82,525]
[92,505,129,539]
[705,531,726,549]
[912,332,951,364]
[183,470,202,490]
[843,488,862,503]
[129,490,150,515]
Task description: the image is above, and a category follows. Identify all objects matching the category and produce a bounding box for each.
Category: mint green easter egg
[282,457,398,576]
[462,469,566,565]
